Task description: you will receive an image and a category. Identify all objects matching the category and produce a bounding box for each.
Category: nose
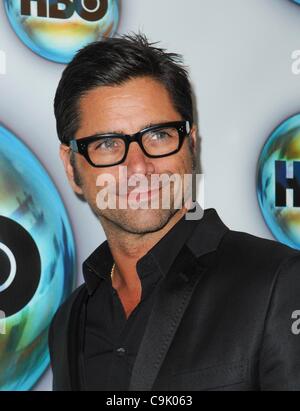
[125,141,155,176]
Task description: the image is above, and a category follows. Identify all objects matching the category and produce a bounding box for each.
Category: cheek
[93,169,123,199]
[181,142,195,170]
[161,147,193,175]
[76,157,104,194]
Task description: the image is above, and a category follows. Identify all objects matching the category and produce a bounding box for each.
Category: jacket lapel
[129,208,229,391]
[128,245,210,391]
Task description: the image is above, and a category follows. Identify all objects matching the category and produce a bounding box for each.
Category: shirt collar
[82,240,113,295]
[82,206,227,296]
[141,210,198,277]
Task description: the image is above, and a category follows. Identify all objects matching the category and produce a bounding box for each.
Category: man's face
[60,76,197,234]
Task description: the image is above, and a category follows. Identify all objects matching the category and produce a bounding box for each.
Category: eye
[94,138,120,151]
[147,130,173,142]
[151,131,170,140]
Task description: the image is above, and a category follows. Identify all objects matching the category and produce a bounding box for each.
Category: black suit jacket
[48,208,300,391]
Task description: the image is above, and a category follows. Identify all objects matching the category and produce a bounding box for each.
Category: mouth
[122,186,161,201]
[134,187,161,202]
[116,178,173,204]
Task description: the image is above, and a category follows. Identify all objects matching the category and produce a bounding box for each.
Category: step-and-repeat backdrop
[1,0,300,391]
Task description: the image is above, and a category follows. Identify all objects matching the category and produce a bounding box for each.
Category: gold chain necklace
[110,262,115,279]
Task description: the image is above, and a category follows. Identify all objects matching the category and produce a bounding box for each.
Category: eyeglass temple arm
[69,140,79,152]
[186,121,191,134]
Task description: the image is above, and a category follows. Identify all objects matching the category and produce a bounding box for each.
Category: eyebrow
[88,121,170,138]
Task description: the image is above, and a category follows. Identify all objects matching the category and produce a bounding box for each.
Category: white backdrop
[1,0,300,391]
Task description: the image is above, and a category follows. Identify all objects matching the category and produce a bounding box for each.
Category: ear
[59,144,83,195]
[189,124,197,155]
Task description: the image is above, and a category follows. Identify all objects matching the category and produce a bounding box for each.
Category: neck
[100,208,188,290]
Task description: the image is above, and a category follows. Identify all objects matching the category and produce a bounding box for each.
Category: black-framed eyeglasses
[68,120,192,167]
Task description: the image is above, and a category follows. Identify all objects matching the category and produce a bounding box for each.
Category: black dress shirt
[81,211,198,391]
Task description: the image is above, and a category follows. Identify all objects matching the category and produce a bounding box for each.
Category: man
[49,33,300,391]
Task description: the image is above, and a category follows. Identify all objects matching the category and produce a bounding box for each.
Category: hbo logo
[20,0,108,22]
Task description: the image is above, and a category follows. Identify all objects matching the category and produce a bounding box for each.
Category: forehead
[76,76,181,136]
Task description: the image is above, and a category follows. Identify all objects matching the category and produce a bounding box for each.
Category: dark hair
[54,32,194,145]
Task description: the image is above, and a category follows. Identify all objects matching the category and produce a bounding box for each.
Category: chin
[106,207,177,235]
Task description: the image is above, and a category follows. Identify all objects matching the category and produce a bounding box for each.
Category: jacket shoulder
[223,229,299,259]
[218,229,300,282]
